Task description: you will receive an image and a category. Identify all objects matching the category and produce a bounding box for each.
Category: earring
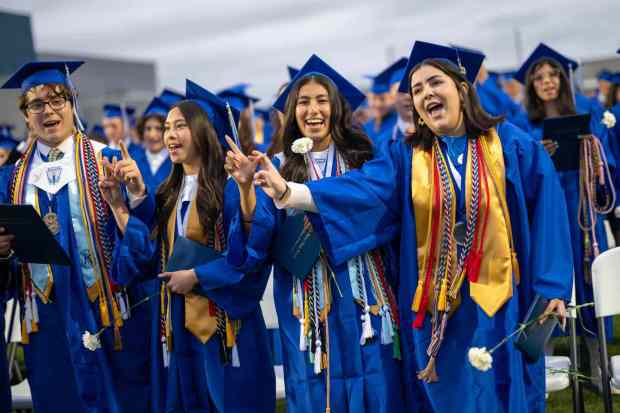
[418,117,425,127]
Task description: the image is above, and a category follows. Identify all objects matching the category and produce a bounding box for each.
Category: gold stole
[411,128,519,317]
[166,197,219,343]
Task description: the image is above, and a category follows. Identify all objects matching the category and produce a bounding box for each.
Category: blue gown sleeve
[225,183,278,273]
[112,215,159,286]
[305,139,404,265]
[502,122,573,301]
[192,180,271,317]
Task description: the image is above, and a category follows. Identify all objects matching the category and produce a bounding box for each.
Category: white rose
[82,331,101,351]
[291,137,314,155]
[602,111,616,129]
[468,347,493,372]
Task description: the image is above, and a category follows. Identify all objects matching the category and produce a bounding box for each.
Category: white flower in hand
[602,111,616,129]
[82,330,101,351]
[291,137,314,154]
[468,347,493,372]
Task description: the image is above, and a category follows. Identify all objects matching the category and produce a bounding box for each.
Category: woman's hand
[252,153,289,201]
[114,141,146,198]
[541,140,559,157]
[159,269,199,295]
[541,298,567,330]
[224,136,259,189]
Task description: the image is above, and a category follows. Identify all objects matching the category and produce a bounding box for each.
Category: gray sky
[2,0,619,103]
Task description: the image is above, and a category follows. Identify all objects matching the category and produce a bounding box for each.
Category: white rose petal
[468,346,493,372]
[602,111,616,129]
[82,331,101,351]
[291,137,314,155]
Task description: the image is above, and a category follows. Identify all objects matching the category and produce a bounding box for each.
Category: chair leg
[598,317,613,413]
[569,317,585,413]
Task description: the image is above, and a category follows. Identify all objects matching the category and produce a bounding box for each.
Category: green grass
[547,316,620,413]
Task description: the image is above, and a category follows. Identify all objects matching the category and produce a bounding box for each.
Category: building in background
[0,9,156,140]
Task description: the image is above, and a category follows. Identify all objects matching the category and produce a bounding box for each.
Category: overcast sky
[1,0,619,103]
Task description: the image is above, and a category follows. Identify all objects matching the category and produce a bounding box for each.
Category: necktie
[47,148,64,162]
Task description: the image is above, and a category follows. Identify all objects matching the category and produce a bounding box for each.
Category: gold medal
[43,212,60,236]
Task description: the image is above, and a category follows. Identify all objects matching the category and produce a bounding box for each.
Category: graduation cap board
[0,204,70,265]
[542,113,591,171]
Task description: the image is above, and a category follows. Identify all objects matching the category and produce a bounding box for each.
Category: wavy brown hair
[137,113,165,139]
[153,100,226,239]
[280,75,373,183]
[405,59,503,149]
[524,58,576,123]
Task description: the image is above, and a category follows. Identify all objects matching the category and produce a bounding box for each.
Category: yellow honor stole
[410,128,519,379]
[162,196,238,351]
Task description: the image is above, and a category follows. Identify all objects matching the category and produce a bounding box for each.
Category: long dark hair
[280,75,373,183]
[266,82,289,158]
[405,59,502,149]
[524,58,576,123]
[153,100,226,239]
[238,109,256,155]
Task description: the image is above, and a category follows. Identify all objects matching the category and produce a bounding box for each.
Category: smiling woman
[252,41,574,413]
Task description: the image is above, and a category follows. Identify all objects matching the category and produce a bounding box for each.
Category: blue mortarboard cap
[367,57,408,94]
[597,69,613,82]
[1,61,84,93]
[186,79,240,148]
[103,104,122,118]
[515,43,578,85]
[143,97,170,118]
[287,66,300,80]
[610,72,620,85]
[273,54,366,113]
[217,84,260,111]
[159,88,185,107]
[398,41,485,93]
[0,124,17,151]
[0,124,14,139]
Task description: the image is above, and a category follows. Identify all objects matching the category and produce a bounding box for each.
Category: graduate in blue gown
[228,54,409,413]
[132,97,172,193]
[0,61,151,413]
[253,42,573,413]
[254,108,273,153]
[363,58,407,146]
[0,124,22,167]
[102,103,142,156]
[515,43,618,386]
[103,79,275,413]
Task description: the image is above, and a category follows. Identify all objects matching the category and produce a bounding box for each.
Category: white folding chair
[4,299,33,409]
[592,246,620,413]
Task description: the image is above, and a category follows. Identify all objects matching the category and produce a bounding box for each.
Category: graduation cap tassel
[225,102,242,153]
[568,63,577,108]
[231,343,240,368]
[64,64,85,133]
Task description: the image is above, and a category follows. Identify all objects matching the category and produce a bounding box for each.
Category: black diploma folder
[273,213,321,279]
[515,295,559,362]
[0,204,70,266]
[542,114,591,171]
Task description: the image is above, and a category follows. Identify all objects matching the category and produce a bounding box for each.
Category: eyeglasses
[25,96,68,114]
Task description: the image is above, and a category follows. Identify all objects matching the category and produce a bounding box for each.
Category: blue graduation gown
[132,147,172,193]
[477,80,529,130]
[228,158,411,413]
[112,179,275,413]
[523,114,616,339]
[303,121,573,413]
[0,298,11,413]
[363,111,398,147]
[0,165,151,413]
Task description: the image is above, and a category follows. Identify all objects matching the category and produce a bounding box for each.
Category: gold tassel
[411,281,424,312]
[417,356,439,383]
[114,326,122,351]
[99,296,111,327]
[21,320,29,345]
[437,278,448,312]
[31,321,39,333]
[226,318,235,348]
